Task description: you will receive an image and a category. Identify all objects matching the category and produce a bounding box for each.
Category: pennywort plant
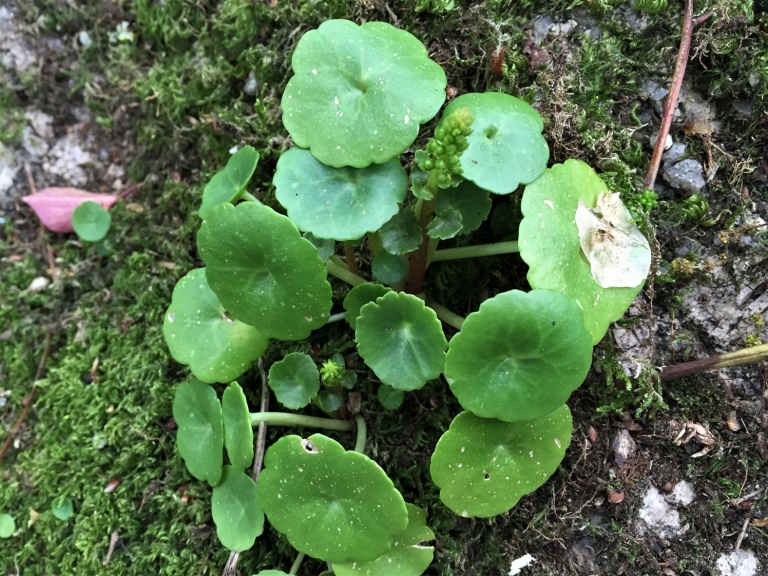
[163,18,651,574]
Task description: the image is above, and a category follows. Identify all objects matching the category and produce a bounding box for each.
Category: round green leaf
[258,433,408,563]
[371,251,407,285]
[274,147,407,241]
[0,514,14,538]
[317,390,343,413]
[304,232,336,261]
[356,292,447,391]
[377,384,404,410]
[426,207,463,240]
[379,210,423,255]
[444,289,592,422]
[282,19,446,168]
[163,268,268,384]
[199,146,259,219]
[212,465,265,551]
[334,503,434,576]
[268,352,320,410]
[342,284,392,329]
[172,379,223,486]
[51,496,74,521]
[442,93,549,194]
[223,381,254,470]
[72,200,111,242]
[518,160,645,344]
[199,202,333,341]
[435,180,492,235]
[430,407,572,518]
[253,572,290,576]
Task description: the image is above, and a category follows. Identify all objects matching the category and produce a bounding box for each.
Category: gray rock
[243,71,259,96]
[663,159,706,194]
[662,142,686,166]
[733,100,752,117]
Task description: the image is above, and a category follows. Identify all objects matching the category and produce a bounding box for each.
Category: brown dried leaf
[607,490,625,504]
[611,429,636,467]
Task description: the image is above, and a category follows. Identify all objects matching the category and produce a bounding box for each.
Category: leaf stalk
[249,412,355,431]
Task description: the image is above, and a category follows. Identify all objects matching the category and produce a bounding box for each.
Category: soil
[1,1,767,575]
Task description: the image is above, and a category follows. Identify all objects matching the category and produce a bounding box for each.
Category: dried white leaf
[575,192,651,288]
[509,554,536,575]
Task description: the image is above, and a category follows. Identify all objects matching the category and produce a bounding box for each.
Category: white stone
[716,549,759,576]
[509,554,536,575]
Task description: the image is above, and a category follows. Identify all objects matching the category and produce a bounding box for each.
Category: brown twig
[116,182,143,200]
[343,242,359,276]
[659,343,768,381]
[223,358,270,576]
[643,0,694,190]
[0,331,52,465]
[406,199,435,295]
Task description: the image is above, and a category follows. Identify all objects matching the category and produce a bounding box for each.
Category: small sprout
[72,200,111,242]
[51,496,74,521]
[0,514,15,538]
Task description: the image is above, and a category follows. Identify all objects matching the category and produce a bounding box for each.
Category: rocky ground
[1,1,767,575]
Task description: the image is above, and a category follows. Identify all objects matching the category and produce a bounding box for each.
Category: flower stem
[407,197,436,294]
[239,191,262,204]
[353,414,367,454]
[431,240,520,262]
[289,552,305,576]
[425,297,465,330]
[367,231,384,255]
[344,242,358,275]
[326,258,366,287]
[249,412,355,431]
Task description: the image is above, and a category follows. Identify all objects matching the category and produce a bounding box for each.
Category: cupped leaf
[172,379,223,486]
[268,352,321,410]
[379,210,423,255]
[442,93,548,194]
[222,382,254,470]
[0,514,14,538]
[377,384,404,410]
[426,207,462,240]
[199,146,259,219]
[343,284,392,329]
[163,268,268,384]
[258,434,409,563]
[282,19,446,168]
[212,465,265,551]
[334,503,434,576]
[410,171,432,200]
[371,251,407,285]
[51,496,74,521]
[444,289,592,422]
[198,202,333,341]
[304,232,336,261]
[356,292,447,391]
[72,200,111,242]
[430,407,572,518]
[274,147,407,240]
[518,160,645,344]
[435,180,492,235]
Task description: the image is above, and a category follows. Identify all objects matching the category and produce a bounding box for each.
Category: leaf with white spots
[518,160,645,344]
[444,290,592,422]
[198,202,333,341]
[334,503,434,576]
[163,269,268,384]
[355,292,447,391]
[268,352,321,410]
[430,407,572,518]
[258,434,409,563]
[282,20,446,168]
[274,147,407,241]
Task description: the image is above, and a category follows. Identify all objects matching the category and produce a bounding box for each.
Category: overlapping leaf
[212,466,264,551]
[356,292,447,391]
[274,147,407,240]
[268,352,321,410]
[518,160,646,344]
[343,284,392,329]
[163,268,268,383]
[72,201,111,242]
[222,382,254,470]
[442,93,548,194]
[445,289,592,422]
[435,180,492,235]
[198,202,333,341]
[379,210,423,255]
[258,434,409,563]
[199,146,259,218]
[282,19,446,168]
[430,407,572,518]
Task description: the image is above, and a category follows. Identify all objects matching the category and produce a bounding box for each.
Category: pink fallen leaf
[22,188,120,233]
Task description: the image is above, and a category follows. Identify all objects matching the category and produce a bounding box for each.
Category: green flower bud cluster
[637,189,658,211]
[320,359,345,386]
[634,0,667,14]
[417,107,473,188]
